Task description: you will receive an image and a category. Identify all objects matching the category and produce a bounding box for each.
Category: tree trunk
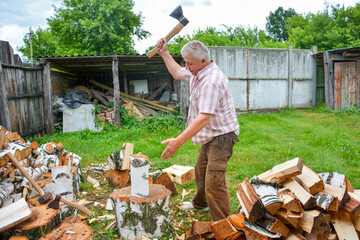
[110,184,172,239]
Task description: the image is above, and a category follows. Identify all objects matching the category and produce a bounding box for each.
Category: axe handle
[60,197,93,216]
[7,153,44,195]
[147,22,185,58]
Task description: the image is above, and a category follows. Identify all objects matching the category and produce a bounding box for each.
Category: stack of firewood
[0,125,92,239]
[186,157,360,240]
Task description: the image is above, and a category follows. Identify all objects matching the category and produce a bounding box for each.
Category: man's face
[184,54,206,76]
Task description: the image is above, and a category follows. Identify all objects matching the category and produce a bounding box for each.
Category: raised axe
[146,5,189,58]
[7,153,52,204]
[48,194,93,216]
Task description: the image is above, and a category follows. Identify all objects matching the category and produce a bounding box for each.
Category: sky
[0,0,359,57]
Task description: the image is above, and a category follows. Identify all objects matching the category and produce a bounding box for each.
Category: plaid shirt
[182,62,239,145]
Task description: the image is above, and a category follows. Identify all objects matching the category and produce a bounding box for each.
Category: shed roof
[35,53,183,75]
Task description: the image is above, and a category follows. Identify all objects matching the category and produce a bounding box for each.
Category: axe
[147,5,189,58]
[48,194,93,216]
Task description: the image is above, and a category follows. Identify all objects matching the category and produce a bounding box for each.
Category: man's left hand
[161,138,181,159]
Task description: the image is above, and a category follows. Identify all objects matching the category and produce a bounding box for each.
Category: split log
[282,177,316,209]
[11,204,62,240]
[108,143,134,170]
[250,177,283,215]
[300,210,330,235]
[162,165,195,185]
[0,126,5,149]
[16,166,48,191]
[351,214,360,232]
[210,218,238,240]
[2,192,22,207]
[149,171,177,194]
[191,221,213,237]
[331,210,358,240]
[293,165,324,195]
[104,168,130,188]
[0,179,14,207]
[123,100,144,120]
[242,221,281,239]
[130,154,149,198]
[109,184,172,239]
[39,215,93,240]
[256,213,290,237]
[228,213,245,230]
[344,192,360,216]
[321,183,350,209]
[319,172,354,192]
[274,208,303,228]
[0,198,32,232]
[257,157,303,183]
[283,232,307,240]
[52,165,73,213]
[0,164,14,181]
[237,177,266,224]
[277,188,303,213]
[314,192,338,212]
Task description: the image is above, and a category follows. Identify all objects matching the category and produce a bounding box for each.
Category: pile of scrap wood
[185,157,360,240]
[0,125,93,239]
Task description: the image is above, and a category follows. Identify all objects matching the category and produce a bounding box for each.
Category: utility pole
[28,31,33,65]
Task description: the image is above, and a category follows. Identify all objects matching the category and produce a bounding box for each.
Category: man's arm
[161,113,211,159]
[156,38,184,80]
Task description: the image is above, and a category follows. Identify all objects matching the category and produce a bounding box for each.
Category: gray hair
[181,40,210,62]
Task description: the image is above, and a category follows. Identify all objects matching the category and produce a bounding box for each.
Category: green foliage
[18,0,150,59]
[336,105,360,115]
[265,7,297,41]
[287,3,360,50]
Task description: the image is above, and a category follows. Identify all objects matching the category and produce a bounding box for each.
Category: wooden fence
[0,41,53,137]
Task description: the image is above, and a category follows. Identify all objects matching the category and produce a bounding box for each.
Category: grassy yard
[32,106,360,239]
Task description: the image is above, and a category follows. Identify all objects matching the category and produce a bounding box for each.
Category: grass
[31,107,360,239]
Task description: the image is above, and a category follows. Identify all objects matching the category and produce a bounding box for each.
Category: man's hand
[161,138,181,159]
[156,38,168,55]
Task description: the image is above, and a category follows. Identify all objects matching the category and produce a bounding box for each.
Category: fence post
[312,46,318,107]
[42,60,54,136]
[288,45,293,108]
[0,62,11,129]
[113,57,120,128]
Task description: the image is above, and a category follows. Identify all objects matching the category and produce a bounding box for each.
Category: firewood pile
[0,125,93,239]
[185,157,360,240]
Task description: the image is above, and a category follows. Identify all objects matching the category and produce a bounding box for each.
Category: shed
[314,47,360,110]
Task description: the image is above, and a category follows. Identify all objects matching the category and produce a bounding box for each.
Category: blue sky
[0,0,358,56]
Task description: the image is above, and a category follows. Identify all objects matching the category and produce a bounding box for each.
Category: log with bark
[104,168,130,188]
[237,177,266,224]
[108,143,134,170]
[299,210,330,235]
[149,171,177,195]
[242,220,281,239]
[319,172,354,192]
[130,154,149,198]
[321,183,350,209]
[210,218,239,240]
[52,165,73,213]
[256,213,290,237]
[109,184,172,239]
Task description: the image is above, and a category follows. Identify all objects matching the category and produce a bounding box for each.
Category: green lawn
[33,107,360,239]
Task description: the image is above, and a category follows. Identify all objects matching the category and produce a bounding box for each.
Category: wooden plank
[113,57,120,127]
[42,61,54,136]
[323,51,335,109]
[0,198,32,232]
[257,157,303,183]
[0,62,11,129]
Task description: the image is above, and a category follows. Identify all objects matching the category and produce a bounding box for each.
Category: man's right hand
[156,38,168,55]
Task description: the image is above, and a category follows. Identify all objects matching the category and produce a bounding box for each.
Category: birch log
[110,184,172,240]
[319,172,354,192]
[0,179,14,207]
[52,165,73,213]
[108,143,134,170]
[130,154,149,198]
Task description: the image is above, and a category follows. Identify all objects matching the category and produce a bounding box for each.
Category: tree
[266,7,297,42]
[18,0,149,59]
[287,3,360,51]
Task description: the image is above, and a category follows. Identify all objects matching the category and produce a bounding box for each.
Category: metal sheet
[334,62,358,110]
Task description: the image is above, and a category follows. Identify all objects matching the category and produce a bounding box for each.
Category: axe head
[170,5,189,26]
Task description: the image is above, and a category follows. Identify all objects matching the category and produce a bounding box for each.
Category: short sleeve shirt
[182,62,239,145]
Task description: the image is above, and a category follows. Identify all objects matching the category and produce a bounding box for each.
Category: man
[157,38,239,221]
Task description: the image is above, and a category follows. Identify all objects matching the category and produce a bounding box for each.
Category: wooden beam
[323,51,334,109]
[0,62,11,129]
[119,65,128,95]
[42,61,54,136]
[112,57,120,127]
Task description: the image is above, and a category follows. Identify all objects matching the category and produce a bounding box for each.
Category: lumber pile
[0,125,91,239]
[186,157,360,240]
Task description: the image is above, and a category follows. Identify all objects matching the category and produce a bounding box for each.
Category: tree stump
[109,184,172,239]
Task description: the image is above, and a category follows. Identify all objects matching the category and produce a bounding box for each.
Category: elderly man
[156,38,239,221]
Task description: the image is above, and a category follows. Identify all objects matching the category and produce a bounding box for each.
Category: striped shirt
[182,62,239,145]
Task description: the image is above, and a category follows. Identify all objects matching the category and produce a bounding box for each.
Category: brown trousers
[192,131,239,221]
